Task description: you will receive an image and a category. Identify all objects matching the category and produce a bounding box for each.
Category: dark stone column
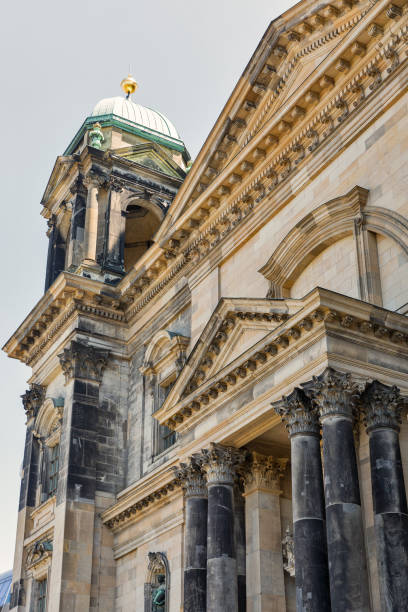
[362,380,408,611]
[303,368,370,611]
[275,388,331,612]
[173,459,208,612]
[234,481,246,612]
[197,443,246,612]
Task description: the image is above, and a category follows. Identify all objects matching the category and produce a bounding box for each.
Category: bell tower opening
[123,202,162,272]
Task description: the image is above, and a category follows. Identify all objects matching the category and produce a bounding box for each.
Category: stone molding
[242,451,288,494]
[361,379,403,432]
[161,299,408,431]
[274,388,320,436]
[302,367,361,420]
[58,340,109,383]
[21,384,45,420]
[194,442,248,485]
[172,458,207,498]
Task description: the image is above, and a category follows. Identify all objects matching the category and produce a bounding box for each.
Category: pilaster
[242,452,287,612]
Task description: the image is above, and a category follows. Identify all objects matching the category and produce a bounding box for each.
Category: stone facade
[4,1,408,610]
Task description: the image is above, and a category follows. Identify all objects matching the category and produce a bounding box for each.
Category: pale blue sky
[0,0,295,572]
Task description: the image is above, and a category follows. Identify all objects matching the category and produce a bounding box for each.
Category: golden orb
[121,74,138,98]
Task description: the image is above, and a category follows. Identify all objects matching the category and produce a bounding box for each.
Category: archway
[124,202,162,271]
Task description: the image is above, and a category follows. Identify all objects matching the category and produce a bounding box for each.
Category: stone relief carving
[58,341,109,383]
[194,442,248,484]
[282,526,295,577]
[273,387,320,436]
[144,552,170,612]
[242,452,288,494]
[302,367,361,420]
[172,458,207,498]
[21,384,45,419]
[361,380,402,432]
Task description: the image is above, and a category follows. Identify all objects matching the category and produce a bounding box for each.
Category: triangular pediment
[41,156,76,209]
[161,297,304,414]
[114,143,185,179]
[156,0,374,238]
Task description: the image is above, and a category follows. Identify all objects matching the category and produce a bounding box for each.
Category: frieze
[121,21,408,319]
[162,304,408,430]
[104,480,177,530]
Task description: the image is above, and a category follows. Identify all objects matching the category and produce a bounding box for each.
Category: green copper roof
[64,97,189,158]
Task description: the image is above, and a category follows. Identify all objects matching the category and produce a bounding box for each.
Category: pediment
[41,156,76,208]
[114,143,184,179]
[162,297,303,411]
[156,0,374,236]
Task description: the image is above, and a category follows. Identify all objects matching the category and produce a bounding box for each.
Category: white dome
[92,97,180,140]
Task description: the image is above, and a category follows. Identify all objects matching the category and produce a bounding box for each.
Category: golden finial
[121,74,138,99]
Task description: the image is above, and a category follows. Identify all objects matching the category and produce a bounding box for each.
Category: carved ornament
[243,452,288,494]
[274,387,320,436]
[302,367,361,420]
[194,443,248,485]
[21,384,45,420]
[361,380,403,433]
[172,458,207,498]
[58,341,109,383]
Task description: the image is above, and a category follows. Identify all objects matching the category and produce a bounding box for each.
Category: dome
[91,97,181,141]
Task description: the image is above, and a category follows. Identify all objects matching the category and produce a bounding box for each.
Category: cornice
[118,16,408,321]
[157,290,408,431]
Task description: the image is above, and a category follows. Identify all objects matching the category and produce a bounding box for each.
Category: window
[36,578,47,612]
[48,444,59,498]
[153,384,176,457]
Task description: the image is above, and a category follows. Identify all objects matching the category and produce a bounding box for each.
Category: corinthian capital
[302,367,360,420]
[172,458,207,498]
[195,443,247,485]
[243,452,288,494]
[58,341,109,383]
[21,384,45,419]
[273,387,320,436]
[361,380,402,433]
[83,171,105,189]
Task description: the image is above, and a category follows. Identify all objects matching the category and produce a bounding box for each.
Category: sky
[0,0,296,572]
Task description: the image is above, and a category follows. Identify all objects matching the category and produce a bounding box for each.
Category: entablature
[155,289,408,433]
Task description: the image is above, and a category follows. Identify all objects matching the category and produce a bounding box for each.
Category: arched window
[124,202,162,272]
[141,331,189,459]
[34,398,64,504]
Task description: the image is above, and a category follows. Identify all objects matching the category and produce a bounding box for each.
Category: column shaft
[184,495,207,612]
[363,380,408,611]
[291,434,331,611]
[207,483,237,612]
[303,368,370,611]
[274,388,331,612]
[234,485,246,612]
[83,177,101,264]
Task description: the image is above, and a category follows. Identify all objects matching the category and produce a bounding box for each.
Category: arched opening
[124,203,162,272]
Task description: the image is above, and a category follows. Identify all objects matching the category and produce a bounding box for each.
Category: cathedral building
[4,0,408,610]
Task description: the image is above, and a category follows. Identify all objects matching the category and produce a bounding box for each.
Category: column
[174,459,207,612]
[362,380,408,611]
[197,443,246,612]
[83,172,103,265]
[303,367,370,611]
[242,452,287,612]
[274,388,331,612]
[234,481,246,612]
[103,178,125,274]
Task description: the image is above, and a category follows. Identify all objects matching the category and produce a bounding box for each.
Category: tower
[5,78,190,611]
